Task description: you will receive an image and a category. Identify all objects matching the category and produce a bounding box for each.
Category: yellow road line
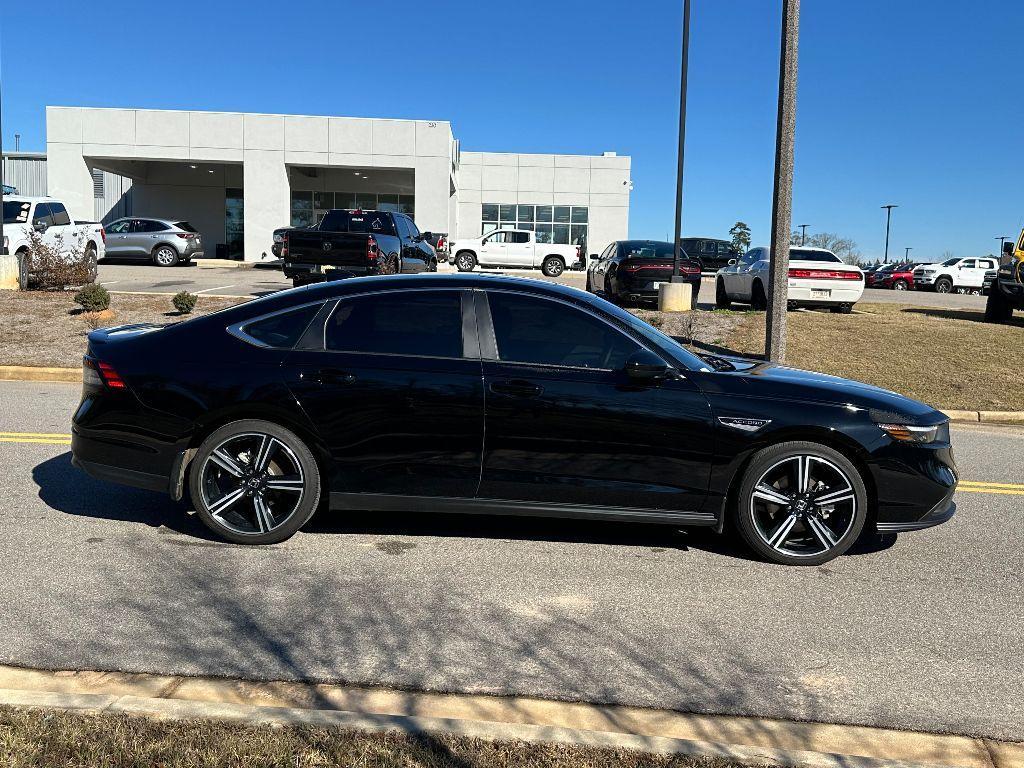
[0,432,72,439]
[0,437,72,445]
[957,487,1024,496]
[958,480,1024,489]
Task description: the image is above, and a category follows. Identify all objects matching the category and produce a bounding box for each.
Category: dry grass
[0,291,246,368]
[0,706,754,768]
[720,303,1024,411]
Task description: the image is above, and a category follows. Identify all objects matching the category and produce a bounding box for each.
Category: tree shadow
[901,306,1024,328]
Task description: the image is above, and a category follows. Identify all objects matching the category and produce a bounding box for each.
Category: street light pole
[764,0,800,363]
[997,236,1008,257]
[881,204,897,263]
[671,0,691,280]
[904,246,912,261]
[798,223,809,245]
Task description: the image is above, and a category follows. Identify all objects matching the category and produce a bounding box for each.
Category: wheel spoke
[252,435,278,473]
[208,486,246,518]
[806,515,839,549]
[210,449,245,478]
[796,455,815,493]
[753,483,792,506]
[266,476,304,493]
[253,494,275,533]
[767,514,798,549]
[814,489,854,506]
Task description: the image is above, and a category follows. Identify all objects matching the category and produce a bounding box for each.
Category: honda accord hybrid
[71,274,957,565]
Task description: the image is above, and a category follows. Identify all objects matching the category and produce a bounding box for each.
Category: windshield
[2,200,32,224]
[941,258,959,266]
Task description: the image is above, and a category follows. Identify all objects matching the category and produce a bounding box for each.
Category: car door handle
[489,380,542,397]
[301,368,356,385]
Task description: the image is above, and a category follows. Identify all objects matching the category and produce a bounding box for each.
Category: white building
[43,106,631,261]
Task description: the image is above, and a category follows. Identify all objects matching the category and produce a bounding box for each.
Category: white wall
[454,151,631,255]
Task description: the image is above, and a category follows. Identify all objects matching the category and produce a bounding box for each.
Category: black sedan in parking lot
[71,274,956,565]
[587,240,702,306]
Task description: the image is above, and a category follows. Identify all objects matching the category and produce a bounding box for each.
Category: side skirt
[329,492,717,527]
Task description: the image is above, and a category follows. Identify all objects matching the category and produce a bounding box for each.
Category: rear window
[319,210,397,237]
[242,303,323,348]
[790,249,840,263]
[175,221,198,233]
[3,200,31,224]
[622,241,675,259]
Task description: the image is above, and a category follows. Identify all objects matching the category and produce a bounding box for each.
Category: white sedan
[715,246,864,313]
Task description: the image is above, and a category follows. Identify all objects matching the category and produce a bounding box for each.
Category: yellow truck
[985,228,1024,322]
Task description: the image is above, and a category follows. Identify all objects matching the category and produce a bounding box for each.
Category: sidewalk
[0,664,1019,768]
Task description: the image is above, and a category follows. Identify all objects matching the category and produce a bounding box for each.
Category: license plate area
[811,288,831,299]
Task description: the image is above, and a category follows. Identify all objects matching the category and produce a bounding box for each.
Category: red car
[869,263,917,291]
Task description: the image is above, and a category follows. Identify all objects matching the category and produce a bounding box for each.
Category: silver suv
[104,218,204,267]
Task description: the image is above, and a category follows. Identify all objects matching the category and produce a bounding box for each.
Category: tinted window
[405,216,421,239]
[175,221,198,233]
[326,291,463,358]
[107,220,131,234]
[49,203,72,225]
[394,215,413,241]
[621,241,674,259]
[243,303,324,348]
[507,231,530,244]
[137,220,169,232]
[789,249,840,263]
[319,210,397,236]
[3,200,32,224]
[487,292,641,370]
[32,203,54,226]
[960,259,976,268]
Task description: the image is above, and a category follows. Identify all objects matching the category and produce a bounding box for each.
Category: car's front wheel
[892,279,909,291]
[934,277,953,294]
[715,279,731,309]
[190,420,321,544]
[735,441,867,565]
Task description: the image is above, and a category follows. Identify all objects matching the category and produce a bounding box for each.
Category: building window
[92,169,104,199]
[291,191,414,226]
[482,202,587,249]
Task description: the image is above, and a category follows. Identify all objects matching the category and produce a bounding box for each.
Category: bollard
[0,255,20,291]
[658,281,692,312]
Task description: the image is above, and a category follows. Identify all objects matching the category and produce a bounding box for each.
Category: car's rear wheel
[750,280,767,310]
[735,441,867,566]
[455,251,476,272]
[985,286,1014,323]
[934,277,953,294]
[714,279,731,309]
[542,256,565,277]
[427,258,438,272]
[190,420,321,544]
[153,245,179,267]
[893,278,909,290]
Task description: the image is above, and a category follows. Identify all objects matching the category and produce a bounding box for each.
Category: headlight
[877,423,941,443]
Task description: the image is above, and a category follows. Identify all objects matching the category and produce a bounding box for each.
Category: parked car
[985,231,1024,323]
[715,246,864,313]
[71,273,956,565]
[103,218,203,267]
[282,209,437,288]
[912,257,997,294]
[587,240,701,305]
[425,232,448,259]
[2,196,106,280]
[870,263,918,291]
[271,227,294,258]
[680,237,741,272]
[448,228,580,277]
[864,263,896,289]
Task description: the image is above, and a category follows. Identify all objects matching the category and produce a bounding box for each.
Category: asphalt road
[96,260,989,311]
[0,380,1020,741]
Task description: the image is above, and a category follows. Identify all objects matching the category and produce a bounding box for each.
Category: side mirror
[728,258,737,266]
[420,231,433,242]
[1004,241,1015,256]
[33,221,48,232]
[623,350,671,382]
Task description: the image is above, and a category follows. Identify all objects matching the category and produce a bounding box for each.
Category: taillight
[99,227,106,244]
[83,357,126,390]
[367,235,378,261]
[788,269,862,280]
[281,233,289,259]
[175,233,195,240]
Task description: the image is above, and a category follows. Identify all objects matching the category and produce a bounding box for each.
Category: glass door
[225,188,244,260]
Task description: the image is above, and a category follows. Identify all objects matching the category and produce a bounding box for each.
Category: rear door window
[326,291,464,358]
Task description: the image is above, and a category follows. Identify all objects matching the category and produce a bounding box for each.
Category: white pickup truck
[2,195,106,278]
[449,228,580,277]
[912,256,997,294]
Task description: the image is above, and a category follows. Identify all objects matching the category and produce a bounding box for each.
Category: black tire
[715,279,731,309]
[427,259,438,272]
[829,303,853,314]
[735,441,868,566]
[292,278,308,289]
[985,287,1013,323]
[541,256,565,277]
[892,279,909,291]
[189,419,321,545]
[153,244,179,267]
[934,277,953,294]
[750,280,767,310]
[455,251,476,272]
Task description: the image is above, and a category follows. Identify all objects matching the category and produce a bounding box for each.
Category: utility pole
[671,0,691,280]
[14,133,19,152]
[881,204,897,263]
[904,246,912,261]
[798,223,809,245]
[764,0,800,363]
[997,235,1008,257]
[1,72,5,261]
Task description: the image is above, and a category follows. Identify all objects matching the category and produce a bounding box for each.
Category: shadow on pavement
[901,306,1024,327]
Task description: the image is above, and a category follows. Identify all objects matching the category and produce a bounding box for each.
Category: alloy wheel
[199,432,305,536]
[457,253,475,272]
[748,454,857,558]
[155,247,177,266]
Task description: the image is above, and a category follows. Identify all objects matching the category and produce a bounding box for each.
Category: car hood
[702,356,944,425]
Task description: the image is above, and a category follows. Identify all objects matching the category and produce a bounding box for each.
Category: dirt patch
[720,303,1023,411]
[0,291,246,369]
[630,308,753,353]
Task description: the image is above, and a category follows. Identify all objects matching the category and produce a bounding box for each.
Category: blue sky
[2,0,1021,260]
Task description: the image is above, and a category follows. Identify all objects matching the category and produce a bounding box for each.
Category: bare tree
[790,230,861,264]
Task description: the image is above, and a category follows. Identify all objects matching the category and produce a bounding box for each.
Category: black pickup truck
[282,209,438,288]
[984,232,1024,323]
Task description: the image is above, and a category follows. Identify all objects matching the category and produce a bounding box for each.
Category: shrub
[172,291,198,314]
[73,283,111,313]
[22,228,95,291]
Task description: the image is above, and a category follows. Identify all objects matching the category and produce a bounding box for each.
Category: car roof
[2,195,57,204]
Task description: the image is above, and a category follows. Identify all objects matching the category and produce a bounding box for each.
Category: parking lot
[96,260,990,310]
[1,378,1020,742]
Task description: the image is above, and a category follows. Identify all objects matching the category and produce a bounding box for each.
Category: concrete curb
[0,687,991,768]
[0,365,81,383]
[194,259,256,270]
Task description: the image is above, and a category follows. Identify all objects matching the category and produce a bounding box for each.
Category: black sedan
[71,274,956,565]
[587,240,703,306]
